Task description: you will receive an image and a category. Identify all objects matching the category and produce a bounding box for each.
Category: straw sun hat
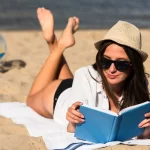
[94,20,148,62]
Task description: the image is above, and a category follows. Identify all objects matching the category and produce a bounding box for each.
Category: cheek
[122,68,132,80]
[119,73,129,81]
[118,69,132,82]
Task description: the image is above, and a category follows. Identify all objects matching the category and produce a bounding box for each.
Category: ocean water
[0,0,150,30]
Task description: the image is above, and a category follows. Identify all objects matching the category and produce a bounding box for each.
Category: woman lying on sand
[27,7,150,139]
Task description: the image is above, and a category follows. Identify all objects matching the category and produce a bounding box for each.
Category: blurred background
[0,0,150,30]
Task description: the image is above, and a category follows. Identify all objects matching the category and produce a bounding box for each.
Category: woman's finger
[66,116,83,124]
[139,118,150,128]
[71,101,83,110]
[67,107,84,122]
[67,111,84,122]
[142,122,150,128]
[69,107,84,118]
[145,112,150,118]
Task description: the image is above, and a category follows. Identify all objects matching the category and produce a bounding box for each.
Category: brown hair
[93,40,149,110]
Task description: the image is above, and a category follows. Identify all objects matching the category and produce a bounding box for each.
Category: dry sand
[0,29,150,150]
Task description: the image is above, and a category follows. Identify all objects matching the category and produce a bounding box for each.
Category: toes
[37,7,44,19]
[66,17,79,33]
[37,7,44,14]
[68,17,74,22]
[75,17,79,25]
[37,7,54,23]
[67,17,75,27]
[73,16,79,24]
[72,16,79,32]
[37,7,48,15]
[37,7,53,18]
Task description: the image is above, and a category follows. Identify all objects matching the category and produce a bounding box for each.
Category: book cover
[74,102,150,143]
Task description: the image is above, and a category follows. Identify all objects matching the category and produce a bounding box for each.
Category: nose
[109,63,117,73]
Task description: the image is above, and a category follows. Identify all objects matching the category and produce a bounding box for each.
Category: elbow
[26,95,49,118]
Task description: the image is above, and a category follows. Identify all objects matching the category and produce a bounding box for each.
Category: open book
[74,101,150,143]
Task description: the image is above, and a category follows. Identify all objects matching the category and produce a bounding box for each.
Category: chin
[107,78,123,86]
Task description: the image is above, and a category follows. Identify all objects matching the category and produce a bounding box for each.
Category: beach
[0,29,150,149]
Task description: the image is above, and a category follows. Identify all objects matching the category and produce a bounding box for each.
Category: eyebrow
[103,55,130,61]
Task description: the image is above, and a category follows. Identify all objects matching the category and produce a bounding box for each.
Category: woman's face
[102,44,132,87]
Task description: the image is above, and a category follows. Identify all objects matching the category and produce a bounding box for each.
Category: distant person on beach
[27,7,150,139]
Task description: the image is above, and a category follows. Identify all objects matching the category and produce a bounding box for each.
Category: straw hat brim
[94,39,148,62]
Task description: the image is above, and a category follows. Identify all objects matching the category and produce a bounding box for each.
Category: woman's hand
[66,101,85,123]
[138,112,150,139]
[66,101,84,132]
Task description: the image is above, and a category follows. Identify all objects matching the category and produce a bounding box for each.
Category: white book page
[119,101,150,115]
[82,104,118,116]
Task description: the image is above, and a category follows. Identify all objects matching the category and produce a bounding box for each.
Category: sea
[0,0,150,30]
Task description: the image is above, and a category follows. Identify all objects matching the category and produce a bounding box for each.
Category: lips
[108,74,118,79]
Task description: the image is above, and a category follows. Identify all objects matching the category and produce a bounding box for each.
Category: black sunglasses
[100,57,132,72]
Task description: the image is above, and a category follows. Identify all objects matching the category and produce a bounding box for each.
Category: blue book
[74,101,150,143]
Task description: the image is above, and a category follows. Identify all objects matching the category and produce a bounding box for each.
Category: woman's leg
[27,8,79,118]
[37,7,73,80]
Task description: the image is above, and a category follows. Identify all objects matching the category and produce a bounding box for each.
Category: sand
[0,29,150,150]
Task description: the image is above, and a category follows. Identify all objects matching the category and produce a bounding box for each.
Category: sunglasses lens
[101,58,111,69]
[116,61,130,71]
[101,57,131,72]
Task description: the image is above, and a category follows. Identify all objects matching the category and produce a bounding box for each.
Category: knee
[26,95,32,108]
[27,94,53,118]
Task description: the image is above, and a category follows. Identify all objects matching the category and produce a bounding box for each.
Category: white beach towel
[0,102,150,150]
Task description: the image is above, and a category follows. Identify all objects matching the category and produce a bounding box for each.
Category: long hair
[93,40,150,110]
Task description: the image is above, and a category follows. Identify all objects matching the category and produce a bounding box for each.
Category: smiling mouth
[108,74,118,79]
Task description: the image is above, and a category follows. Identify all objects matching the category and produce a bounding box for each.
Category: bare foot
[37,7,57,48]
[58,16,79,50]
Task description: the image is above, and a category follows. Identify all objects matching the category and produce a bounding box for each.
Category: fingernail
[81,115,84,118]
[138,124,142,128]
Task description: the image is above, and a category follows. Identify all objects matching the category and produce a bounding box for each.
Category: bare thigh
[42,79,63,118]
[28,79,63,118]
